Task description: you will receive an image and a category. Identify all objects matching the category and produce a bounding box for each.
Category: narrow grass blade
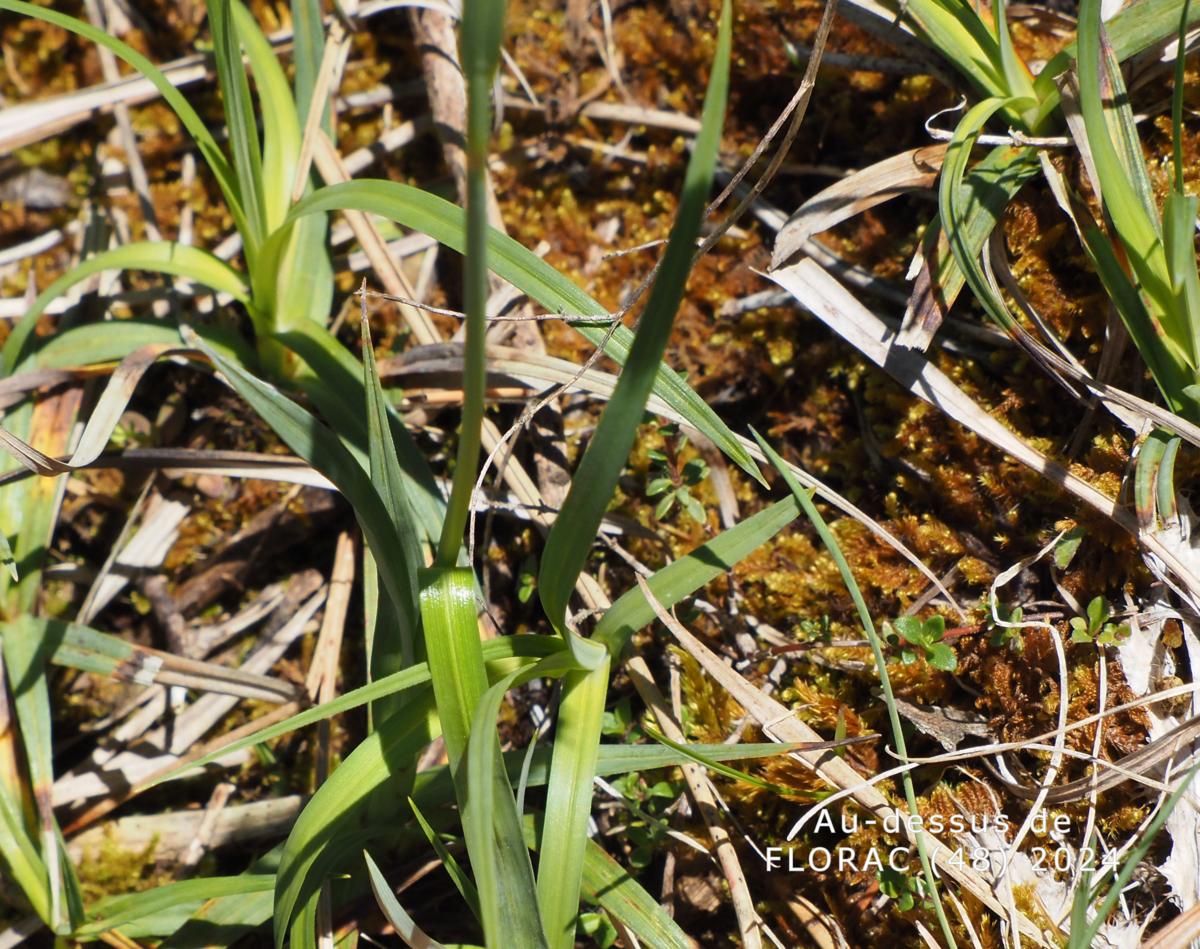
[536,661,609,949]
[593,495,801,656]
[0,780,49,923]
[0,396,83,930]
[409,797,480,918]
[1071,763,1200,946]
[151,635,560,785]
[593,740,806,774]
[291,0,329,132]
[418,568,490,768]
[903,143,1039,347]
[579,836,689,949]
[539,0,733,644]
[78,876,275,937]
[362,316,424,694]
[465,660,560,949]
[277,322,447,546]
[280,182,759,482]
[1163,189,1200,353]
[420,567,554,944]
[641,725,821,796]
[403,739,813,812]
[1033,0,1200,123]
[2,242,251,373]
[939,99,1028,334]
[161,847,281,947]
[364,851,446,948]
[990,0,1037,116]
[26,319,254,372]
[895,0,1006,97]
[231,0,299,233]
[1071,201,1196,415]
[209,0,266,256]
[1077,0,1174,330]
[231,1,333,345]
[236,0,336,352]
[272,213,334,340]
[1164,0,1200,362]
[751,429,958,949]
[525,815,690,949]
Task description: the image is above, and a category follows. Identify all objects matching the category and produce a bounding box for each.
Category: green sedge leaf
[465,659,562,949]
[3,243,251,373]
[538,0,732,643]
[418,567,490,768]
[78,877,274,937]
[537,662,609,949]
[209,0,266,255]
[593,495,801,656]
[273,693,436,947]
[182,327,421,661]
[363,852,443,948]
[362,316,424,702]
[408,798,481,918]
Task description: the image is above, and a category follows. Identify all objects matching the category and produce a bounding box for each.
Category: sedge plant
[0,0,862,945]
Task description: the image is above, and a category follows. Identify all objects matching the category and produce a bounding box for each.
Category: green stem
[437,23,494,567]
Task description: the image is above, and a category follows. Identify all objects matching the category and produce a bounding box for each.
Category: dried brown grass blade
[772,145,947,269]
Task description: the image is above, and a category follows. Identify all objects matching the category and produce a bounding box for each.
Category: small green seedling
[610,771,682,869]
[578,911,619,948]
[601,696,634,738]
[1069,596,1130,646]
[797,613,833,641]
[879,866,927,912]
[987,601,1024,651]
[887,615,957,672]
[646,424,710,523]
[517,553,537,604]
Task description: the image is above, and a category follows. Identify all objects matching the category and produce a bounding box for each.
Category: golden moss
[76,830,169,904]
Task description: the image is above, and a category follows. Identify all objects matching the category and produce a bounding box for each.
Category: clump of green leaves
[879,866,932,913]
[1069,597,1130,646]
[646,424,709,523]
[987,602,1024,651]
[886,615,957,672]
[601,696,635,738]
[608,772,683,869]
[578,911,619,948]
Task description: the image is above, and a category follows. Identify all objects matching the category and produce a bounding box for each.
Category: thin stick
[355,287,616,324]
[292,20,353,204]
